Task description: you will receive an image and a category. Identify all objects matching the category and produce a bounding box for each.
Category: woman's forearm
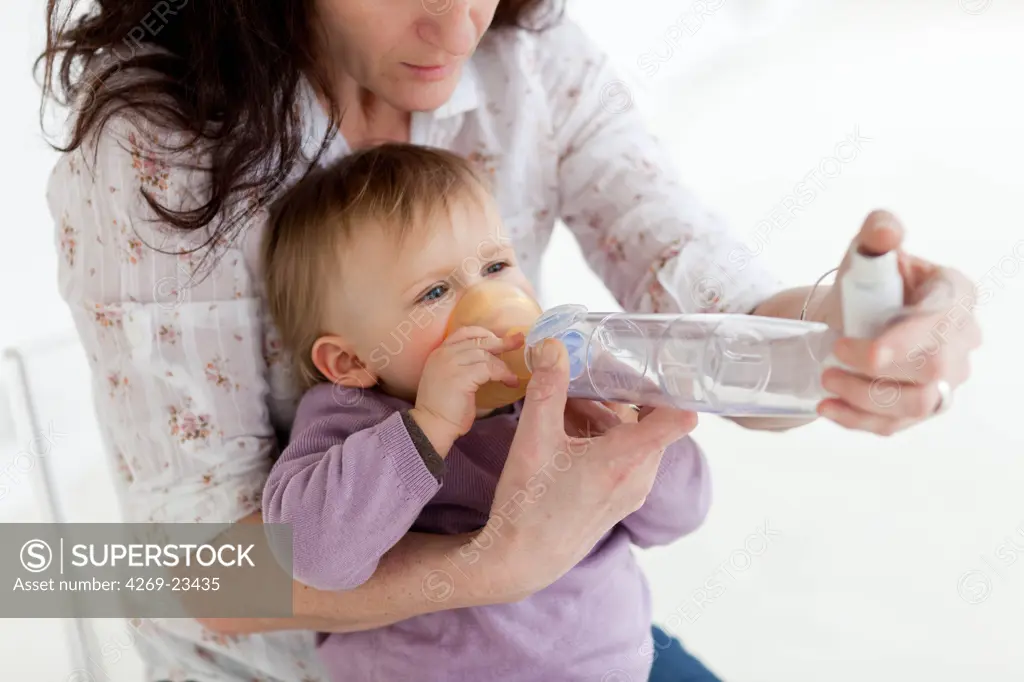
[751,284,834,324]
[197,512,509,635]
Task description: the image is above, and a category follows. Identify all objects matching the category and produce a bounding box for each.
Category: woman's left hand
[815,210,983,435]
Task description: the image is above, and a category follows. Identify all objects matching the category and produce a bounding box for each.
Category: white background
[1,0,1023,680]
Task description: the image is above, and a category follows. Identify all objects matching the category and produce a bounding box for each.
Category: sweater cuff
[395,411,445,482]
[374,412,443,501]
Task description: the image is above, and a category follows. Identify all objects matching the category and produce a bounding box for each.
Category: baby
[260,143,711,682]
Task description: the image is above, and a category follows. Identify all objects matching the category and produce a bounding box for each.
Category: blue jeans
[164,626,717,682]
[648,625,722,682]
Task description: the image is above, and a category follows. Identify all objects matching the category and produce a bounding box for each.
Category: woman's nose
[416,0,476,58]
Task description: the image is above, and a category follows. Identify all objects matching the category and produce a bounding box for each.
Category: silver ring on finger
[932,379,953,415]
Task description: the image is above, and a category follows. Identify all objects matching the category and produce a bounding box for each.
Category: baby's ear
[311,335,378,388]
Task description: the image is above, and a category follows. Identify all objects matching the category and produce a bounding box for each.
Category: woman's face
[314,0,500,112]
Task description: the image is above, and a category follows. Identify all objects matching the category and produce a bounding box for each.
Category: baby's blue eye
[485,261,509,275]
[420,284,448,302]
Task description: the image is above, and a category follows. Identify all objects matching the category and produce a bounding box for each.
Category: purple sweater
[263,383,711,682]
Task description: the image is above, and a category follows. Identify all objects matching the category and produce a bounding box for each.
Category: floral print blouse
[47,17,784,682]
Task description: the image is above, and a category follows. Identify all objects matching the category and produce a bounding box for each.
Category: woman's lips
[403,62,456,81]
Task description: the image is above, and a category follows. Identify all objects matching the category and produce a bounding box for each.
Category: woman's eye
[485,261,510,275]
[420,284,449,303]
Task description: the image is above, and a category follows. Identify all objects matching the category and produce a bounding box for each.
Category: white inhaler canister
[825,247,905,371]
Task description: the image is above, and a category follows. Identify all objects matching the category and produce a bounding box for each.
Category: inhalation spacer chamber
[522,246,905,416]
[446,245,905,417]
[523,308,836,416]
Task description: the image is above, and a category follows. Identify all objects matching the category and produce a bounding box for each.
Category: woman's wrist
[446,524,546,604]
[420,524,545,607]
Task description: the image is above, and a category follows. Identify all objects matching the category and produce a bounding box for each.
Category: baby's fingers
[444,325,500,346]
[463,352,520,388]
[448,330,524,356]
[497,331,526,353]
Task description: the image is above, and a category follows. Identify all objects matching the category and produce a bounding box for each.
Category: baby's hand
[409,326,524,455]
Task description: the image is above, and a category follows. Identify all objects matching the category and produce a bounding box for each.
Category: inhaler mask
[444,280,542,411]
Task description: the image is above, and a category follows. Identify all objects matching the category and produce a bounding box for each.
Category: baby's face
[327,190,535,402]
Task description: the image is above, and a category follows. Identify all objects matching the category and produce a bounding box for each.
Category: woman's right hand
[481,338,699,599]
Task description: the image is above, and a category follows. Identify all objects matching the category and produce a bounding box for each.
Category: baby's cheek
[400,322,449,382]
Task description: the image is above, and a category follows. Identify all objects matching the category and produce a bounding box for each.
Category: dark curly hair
[37,0,559,253]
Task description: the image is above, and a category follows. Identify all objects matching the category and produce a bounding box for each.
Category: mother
[40,0,980,680]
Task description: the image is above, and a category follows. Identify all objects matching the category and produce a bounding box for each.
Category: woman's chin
[389,78,461,113]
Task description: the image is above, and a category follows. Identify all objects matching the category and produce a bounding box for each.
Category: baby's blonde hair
[262,143,491,390]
